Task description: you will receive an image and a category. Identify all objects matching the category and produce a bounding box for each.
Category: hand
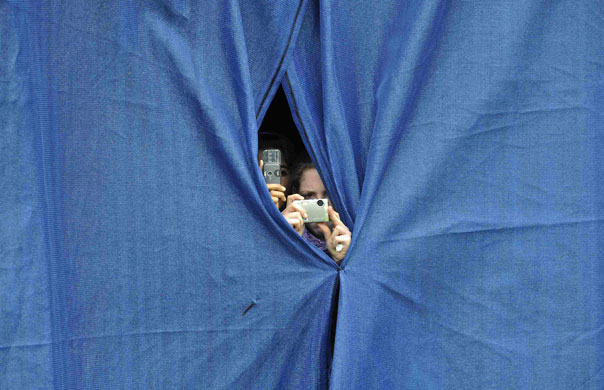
[317,206,351,264]
[267,184,286,208]
[281,194,308,236]
[260,160,286,208]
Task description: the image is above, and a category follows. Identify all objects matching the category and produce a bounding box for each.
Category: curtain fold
[2,0,603,389]
[2,1,336,389]
[286,0,604,388]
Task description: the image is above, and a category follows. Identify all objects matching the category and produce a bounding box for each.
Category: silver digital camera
[293,199,329,223]
[262,149,281,185]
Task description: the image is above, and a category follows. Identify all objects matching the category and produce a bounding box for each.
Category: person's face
[298,168,331,238]
[298,168,327,200]
[280,163,290,190]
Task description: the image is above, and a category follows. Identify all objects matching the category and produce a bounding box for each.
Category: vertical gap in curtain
[283,73,342,385]
[326,270,341,387]
[282,73,328,200]
[250,0,347,378]
[251,0,341,269]
[254,0,307,124]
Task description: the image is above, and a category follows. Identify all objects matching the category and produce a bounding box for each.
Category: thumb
[316,222,332,241]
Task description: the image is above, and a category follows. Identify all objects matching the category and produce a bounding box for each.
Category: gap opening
[257,85,347,264]
[257,84,343,383]
[257,85,306,213]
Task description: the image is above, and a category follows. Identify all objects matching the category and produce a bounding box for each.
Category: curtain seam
[255,0,306,119]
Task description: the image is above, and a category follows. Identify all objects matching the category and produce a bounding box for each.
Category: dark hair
[258,132,295,168]
[289,154,315,195]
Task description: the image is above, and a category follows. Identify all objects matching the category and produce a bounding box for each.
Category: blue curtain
[287,1,604,388]
[2,1,603,389]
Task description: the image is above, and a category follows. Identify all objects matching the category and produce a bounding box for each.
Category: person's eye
[281,169,289,177]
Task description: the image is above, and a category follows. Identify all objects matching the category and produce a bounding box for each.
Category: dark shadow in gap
[326,273,340,388]
[258,86,306,164]
[258,85,341,388]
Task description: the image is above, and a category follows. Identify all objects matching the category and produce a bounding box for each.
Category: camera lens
[317,199,324,206]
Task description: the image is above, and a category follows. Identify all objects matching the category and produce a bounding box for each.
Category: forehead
[299,168,325,192]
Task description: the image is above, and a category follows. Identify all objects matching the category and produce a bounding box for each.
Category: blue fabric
[286,1,604,388]
[1,1,603,389]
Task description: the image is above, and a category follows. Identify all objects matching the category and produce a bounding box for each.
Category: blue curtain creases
[1,0,603,388]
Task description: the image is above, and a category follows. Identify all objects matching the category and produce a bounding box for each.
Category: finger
[332,209,343,226]
[259,160,263,170]
[285,211,302,220]
[282,210,300,220]
[288,218,301,233]
[334,235,350,244]
[316,222,332,241]
[286,193,304,207]
[271,196,279,205]
[327,232,337,249]
[292,204,308,219]
[269,190,286,202]
[333,239,349,256]
[270,189,285,199]
[288,215,304,235]
[328,206,343,226]
[267,184,287,192]
[331,225,349,237]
